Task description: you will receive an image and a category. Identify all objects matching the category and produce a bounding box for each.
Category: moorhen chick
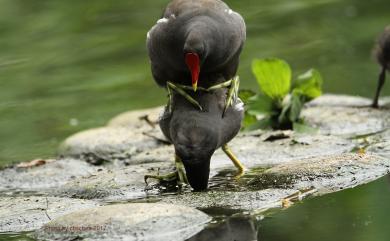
[145,0,246,190]
[158,79,244,190]
[372,26,390,108]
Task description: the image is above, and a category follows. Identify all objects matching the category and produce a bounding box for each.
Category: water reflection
[188,213,258,241]
[189,175,390,241]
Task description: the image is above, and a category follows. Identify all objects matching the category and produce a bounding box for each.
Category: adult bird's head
[183,25,209,92]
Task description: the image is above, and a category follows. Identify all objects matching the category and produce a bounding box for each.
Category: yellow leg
[222,144,246,178]
[175,155,188,185]
[144,155,188,186]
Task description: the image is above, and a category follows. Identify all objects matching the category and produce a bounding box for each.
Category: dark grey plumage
[373,26,390,108]
[147,0,246,190]
[159,85,244,190]
[147,0,246,87]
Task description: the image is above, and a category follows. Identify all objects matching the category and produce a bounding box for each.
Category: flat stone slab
[0,197,99,232]
[52,131,354,202]
[162,189,296,211]
[306,94,372,107]
[35,203,211,241]
[161,153,389,211]
[129,132,354,170]
[0,158,99,192]
[58,128,354,170]
[366,129,390,159]
[107,106,162,129]
[262,153,390,193]
[302,95,390,137]
[58,127,166,165]
[210,132,354,169]
[55,162,173,201]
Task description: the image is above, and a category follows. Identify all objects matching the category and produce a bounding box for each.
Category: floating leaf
[252,58,291,101]
[293,69,323,100]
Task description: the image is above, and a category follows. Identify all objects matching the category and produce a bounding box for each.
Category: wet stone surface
[210,132,354,169]
[302,95,390,137]
[260,153,390,193]
[0,197,99,232]
[55,162,173,201]
[35,203,211,241]
[160,153,390,210]
[58,127,165,166]
[0,95,390,240]
[0,158,100,192]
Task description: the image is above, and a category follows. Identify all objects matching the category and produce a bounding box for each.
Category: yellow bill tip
[192,82,198,92]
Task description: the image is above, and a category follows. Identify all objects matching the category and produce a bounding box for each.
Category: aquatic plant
[241,58,323,130]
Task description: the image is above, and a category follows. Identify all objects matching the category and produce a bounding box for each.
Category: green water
[1,0,389,164]
[257,176,390,241]
[189,175,390,241]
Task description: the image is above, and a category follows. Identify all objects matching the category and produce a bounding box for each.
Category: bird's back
[147,0,246,87]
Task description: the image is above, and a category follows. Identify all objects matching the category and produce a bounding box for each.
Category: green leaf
[244,117,273,131]
[252,58,292,101]
[238,89,256,104]
[247,94,273,116]
[277,93,303,127]
[293,69,323,100]
[278,98,291,125]
[288,93,304,123]
[293,122,319,134]
[242,112,257,129]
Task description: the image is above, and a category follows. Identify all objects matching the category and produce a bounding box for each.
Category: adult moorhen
[145,0,246,190]
[147,0,246,90]
[372,26,390,108]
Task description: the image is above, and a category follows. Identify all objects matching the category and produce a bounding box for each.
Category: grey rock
[161,154,389,211]
[302,95,390,137]
[54,131,353,202]
[0,197,99,232]
[366,129,390,158]
[55,162,173,201]
[262,153,390,193]
[306,94,372,107]
[162,189,296,211]
[35,203,211,241]
[210,132,354,169]
[107,106,163,129]
[0,159,99,192]
[58,127,165,165]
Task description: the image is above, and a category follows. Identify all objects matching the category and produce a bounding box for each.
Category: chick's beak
[182,158,210,191]
[185,53,200,92]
